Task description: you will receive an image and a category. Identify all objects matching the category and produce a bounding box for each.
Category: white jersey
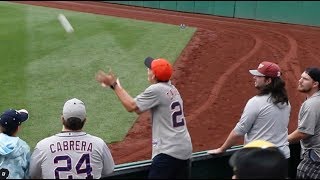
[29,131,114,179]
[135,81,193,160]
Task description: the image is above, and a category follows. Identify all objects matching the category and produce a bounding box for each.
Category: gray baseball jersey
[234,94,291,158]
[298,91,320,157]
[29,132,114,179]
[135,81,193,160]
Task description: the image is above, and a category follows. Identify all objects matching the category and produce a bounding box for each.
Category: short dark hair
[62,117,85,130]
[305,67,320,89]
[0,125,18,136]
[156,79,170,83]
[229,147,288,179]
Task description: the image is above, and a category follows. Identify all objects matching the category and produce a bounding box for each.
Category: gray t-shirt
[298,91,320,157]
[29,132,114,179]
[135,81,193,160]
[234,94,291,158]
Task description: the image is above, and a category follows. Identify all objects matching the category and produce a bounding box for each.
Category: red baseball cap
[144,57,173,81]
[249,61,281,77]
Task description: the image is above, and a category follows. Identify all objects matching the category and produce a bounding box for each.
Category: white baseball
[58,14,74,33]
[101,83,107,88]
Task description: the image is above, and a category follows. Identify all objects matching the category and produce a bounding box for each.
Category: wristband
[110,81,118,90]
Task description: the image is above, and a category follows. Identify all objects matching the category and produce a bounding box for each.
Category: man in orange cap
[95,57,192,179]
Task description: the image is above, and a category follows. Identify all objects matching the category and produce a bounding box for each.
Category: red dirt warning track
[16,1,320,164]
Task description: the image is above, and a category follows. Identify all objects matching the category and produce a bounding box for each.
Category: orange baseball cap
[144,57,173,81]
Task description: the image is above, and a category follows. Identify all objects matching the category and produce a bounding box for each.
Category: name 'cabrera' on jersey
[135,81,193,160]
[29,132,114,179]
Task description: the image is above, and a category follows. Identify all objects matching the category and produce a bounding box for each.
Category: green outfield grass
[0,2,196,149]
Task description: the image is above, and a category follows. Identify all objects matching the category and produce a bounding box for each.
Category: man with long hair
[288,67,320,179]
[208,61,291,161]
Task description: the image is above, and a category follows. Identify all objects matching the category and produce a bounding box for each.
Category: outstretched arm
[95,69,142,114]
[207,130,243,154]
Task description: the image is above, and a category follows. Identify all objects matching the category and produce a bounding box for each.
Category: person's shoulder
[16,138,31,151]
[85,133,106,143]
[148,83,161,89]
[248,95,260,102]
[306,93,320,104]
[148,82,172,91]
[245,95,268,107]
[302,96,320,112]
[35,135,56,147]
[144,83,161,93]
[17,137,29,145]
[251,94,271,101]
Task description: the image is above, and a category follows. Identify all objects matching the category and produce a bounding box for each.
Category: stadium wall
[103,143,301,179]
[104,1,320,27]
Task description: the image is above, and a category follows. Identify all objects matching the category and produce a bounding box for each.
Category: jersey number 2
[171,101,185,127]
[54,153,93,179]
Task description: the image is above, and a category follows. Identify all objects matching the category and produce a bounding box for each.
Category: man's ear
[313,81,319,89]
[265,77,272,85]
[17,125,21,132]
[61,115,65,123]
[11,126,20,136]
[152,74,156,80]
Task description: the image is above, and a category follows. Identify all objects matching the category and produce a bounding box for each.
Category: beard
[255,83,265,90]
[255,86,262,91]
[297,84,311,93]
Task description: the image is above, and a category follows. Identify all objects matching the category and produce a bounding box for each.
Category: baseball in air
[58,14,74,33]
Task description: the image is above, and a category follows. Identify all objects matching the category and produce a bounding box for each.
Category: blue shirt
[0,133,31,179]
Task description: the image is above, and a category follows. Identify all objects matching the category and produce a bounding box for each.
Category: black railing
[103,143,301,179]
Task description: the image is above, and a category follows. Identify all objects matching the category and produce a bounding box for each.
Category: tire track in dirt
[186,30,262,122]
[299,44,320,64]
[184,26,300,150]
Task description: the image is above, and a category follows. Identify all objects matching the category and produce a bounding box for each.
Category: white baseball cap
[63,98,86,121]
